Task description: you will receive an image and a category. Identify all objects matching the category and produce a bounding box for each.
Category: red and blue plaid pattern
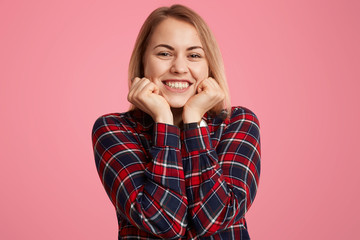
[92,106,261,239]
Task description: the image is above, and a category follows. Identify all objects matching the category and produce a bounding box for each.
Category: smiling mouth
[163,80,192,90]
[164,81,189,89]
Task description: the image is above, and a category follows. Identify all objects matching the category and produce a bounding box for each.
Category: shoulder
[92,111,136,136]
[225,106,261,141]
[204,106,260,139]
[92,110,154,136]
[229,106,260,127]
[204,106,260,130]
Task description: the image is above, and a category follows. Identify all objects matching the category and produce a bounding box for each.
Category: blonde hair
[128,4,231,116]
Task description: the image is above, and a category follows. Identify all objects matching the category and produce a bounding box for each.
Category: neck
[171,107,183,128]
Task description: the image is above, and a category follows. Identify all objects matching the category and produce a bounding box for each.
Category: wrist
[154,112,174,125]
[182,107,203,123]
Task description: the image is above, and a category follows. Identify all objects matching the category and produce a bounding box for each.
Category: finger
[130,77,141,87]
[132,77,150,87]
[197,78,211,92]
[132,78,151,95]
[128,78,150,101]
[204,78,222,94]
[195,76,205,86]
[129,77,144,92]
[133,81,159,105]
[196,78,207,93]
[128,78,138,100]
[132,77,141,83]
[152,85,160,95]
[205,77,218,88]
[142,81,159,95]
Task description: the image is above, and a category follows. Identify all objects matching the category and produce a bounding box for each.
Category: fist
[127,77,173,124]
[183,77,225,123]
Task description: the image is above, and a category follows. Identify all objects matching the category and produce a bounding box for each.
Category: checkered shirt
[92,106,261,239]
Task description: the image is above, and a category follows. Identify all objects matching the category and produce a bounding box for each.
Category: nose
[170,55,188,74]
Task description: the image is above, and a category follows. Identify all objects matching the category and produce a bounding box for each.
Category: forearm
[92,116,188,238]
[182,110,260,237]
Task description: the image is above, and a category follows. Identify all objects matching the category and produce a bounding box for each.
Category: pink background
[1,0,359,239]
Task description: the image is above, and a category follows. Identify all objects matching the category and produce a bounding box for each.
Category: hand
[127,77,173,124]
[182,77,225,123]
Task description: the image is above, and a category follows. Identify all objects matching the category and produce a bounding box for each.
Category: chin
[167,99,188,108]
[165,96,189,109]
[169,102,186,108]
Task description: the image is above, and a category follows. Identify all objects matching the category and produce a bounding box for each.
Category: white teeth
[165,82,189,89]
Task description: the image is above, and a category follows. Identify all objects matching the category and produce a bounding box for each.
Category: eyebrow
[153,44,204,51]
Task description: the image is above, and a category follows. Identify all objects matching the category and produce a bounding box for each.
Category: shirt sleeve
[183,107,261,237]
[92,115,188,239]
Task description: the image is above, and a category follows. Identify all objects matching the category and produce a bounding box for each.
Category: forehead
[148,18,203,47]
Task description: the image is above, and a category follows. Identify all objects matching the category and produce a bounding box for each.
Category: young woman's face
[143,17,209,108]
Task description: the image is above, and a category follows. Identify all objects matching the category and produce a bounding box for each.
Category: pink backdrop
[1,0,359,239]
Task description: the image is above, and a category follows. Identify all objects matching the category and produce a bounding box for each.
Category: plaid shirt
[92,106,261,239]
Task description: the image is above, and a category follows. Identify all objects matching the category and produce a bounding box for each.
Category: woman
[92,4,261,240]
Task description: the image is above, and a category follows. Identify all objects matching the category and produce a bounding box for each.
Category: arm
[183,107,261,237]
[92,114,187,239]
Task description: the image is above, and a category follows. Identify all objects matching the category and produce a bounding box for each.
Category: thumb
[151,83,160,94]
[197,80,206,93]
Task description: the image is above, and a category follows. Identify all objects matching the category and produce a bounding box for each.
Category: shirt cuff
[153,123,181,149]
[183,125,212,152]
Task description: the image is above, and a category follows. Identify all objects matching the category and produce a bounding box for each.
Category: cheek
[143,56,170,79]
[143,60,153,77]
[191,63,209,79]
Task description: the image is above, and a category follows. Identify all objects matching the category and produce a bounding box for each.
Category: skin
[127,17,224,127]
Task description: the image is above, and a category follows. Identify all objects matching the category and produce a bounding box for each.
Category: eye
[157,52,172,57]
[189,53,202,59]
